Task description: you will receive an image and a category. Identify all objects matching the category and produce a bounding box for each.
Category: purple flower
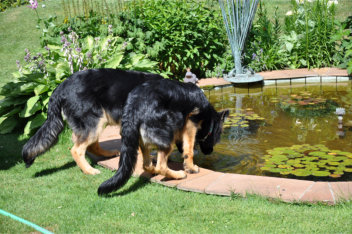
[28,0,38,9]
[252,53,257,60]
[75,47,82,53]
[61,35,67,43]
[24,49,31,62]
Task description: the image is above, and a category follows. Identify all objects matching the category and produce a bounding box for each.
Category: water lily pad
[292,169,311,177]
[261,144,352,179]
[312,171,330,177]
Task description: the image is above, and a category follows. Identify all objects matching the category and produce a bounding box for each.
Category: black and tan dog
[22,69,163,175]
[98,78,229,195]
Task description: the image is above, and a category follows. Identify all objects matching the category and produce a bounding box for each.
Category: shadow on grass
[0,133,26,170]
[103,175,151,197]
[33,161,76,177]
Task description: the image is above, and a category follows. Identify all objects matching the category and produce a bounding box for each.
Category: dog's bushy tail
[22,90,64,168]
[97,111,139,195]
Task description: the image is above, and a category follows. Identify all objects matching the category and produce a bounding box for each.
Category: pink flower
[28,0,38,9]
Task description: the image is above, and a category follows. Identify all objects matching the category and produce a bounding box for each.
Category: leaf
[0,116,18,134]
[55,62,70,80]
[87,36,95,50]
[104,52,124,68]
[47,44,61,51]
[23,113,46,136]
[19,96,42,118]
[0,96,28,108]
[34,84,49,96]
[2,107,21,117]
[285,42,294,53]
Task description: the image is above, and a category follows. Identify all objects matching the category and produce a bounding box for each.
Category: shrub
[131,0,227,79]
[0,0,27,12]
[280,0,338,69]
[243,3,287,72]
[332,16,352,74]
[0,29,157,137]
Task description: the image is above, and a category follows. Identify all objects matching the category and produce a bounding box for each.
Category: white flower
[286,10,293,16]
[296,0,304,4]
[327,0,338,7]
[42,4,46,8]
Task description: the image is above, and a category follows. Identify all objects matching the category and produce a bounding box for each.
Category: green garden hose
[0,208,53,234]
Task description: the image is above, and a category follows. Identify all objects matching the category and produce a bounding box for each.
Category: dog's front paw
[175,170,187,179]
[184,164,199,174]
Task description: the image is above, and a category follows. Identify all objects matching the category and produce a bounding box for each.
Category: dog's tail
[97,111,140,195]
[22,89,65,168]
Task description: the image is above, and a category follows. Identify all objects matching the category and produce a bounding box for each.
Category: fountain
[219,0,263,83]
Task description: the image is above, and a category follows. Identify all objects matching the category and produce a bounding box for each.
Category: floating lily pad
[223,109,265,129]
[260,144,352,178]
[272,91,338,117]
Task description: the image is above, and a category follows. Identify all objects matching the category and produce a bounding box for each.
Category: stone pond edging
[97,68,352,204]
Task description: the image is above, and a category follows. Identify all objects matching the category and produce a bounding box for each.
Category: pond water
[192,79,352,181]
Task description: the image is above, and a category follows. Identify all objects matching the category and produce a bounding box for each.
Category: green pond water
[193,80,352,181]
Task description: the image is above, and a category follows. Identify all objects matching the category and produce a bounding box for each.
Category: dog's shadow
[103,174,151,197]
[34,161,77,177]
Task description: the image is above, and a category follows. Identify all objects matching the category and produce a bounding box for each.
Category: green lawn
[1,1,352,233]
[1,130,352,233]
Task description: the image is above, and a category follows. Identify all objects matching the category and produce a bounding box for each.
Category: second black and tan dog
[98,78,229,195]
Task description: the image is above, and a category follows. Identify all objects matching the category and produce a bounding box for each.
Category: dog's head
[197,109,229,155]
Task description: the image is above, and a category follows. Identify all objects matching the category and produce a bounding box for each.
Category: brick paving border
[97,68,352,204]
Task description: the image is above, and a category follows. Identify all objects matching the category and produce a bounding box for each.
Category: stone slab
[205,173,314,202]
[177,171,224,193]
[299,182,335,204]
[198,68,350,87]
[329,182,352,202]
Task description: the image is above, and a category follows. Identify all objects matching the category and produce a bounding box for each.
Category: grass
[1,130,352,233]
[1,1,352,233]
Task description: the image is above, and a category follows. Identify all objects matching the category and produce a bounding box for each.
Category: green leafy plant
[0,30,157,137]
[281,0,338,69]
[332,16,352,74]
[130,0,227,79]
[0,0,27,12]
[40,0,227,79]
[244,2,287,72]
[261,144,352,178]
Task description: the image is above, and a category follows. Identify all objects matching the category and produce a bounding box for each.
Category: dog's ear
[220,109,230,122]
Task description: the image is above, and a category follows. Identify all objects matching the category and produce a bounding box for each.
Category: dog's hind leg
[87,141,119,157]
[155,146,186,179]
[182,120,200,174]
[140,144,155,174]
[70,116,109,175]
[71,137,101,175]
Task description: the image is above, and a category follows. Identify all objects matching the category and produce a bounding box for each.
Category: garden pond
[173,79,352,181]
